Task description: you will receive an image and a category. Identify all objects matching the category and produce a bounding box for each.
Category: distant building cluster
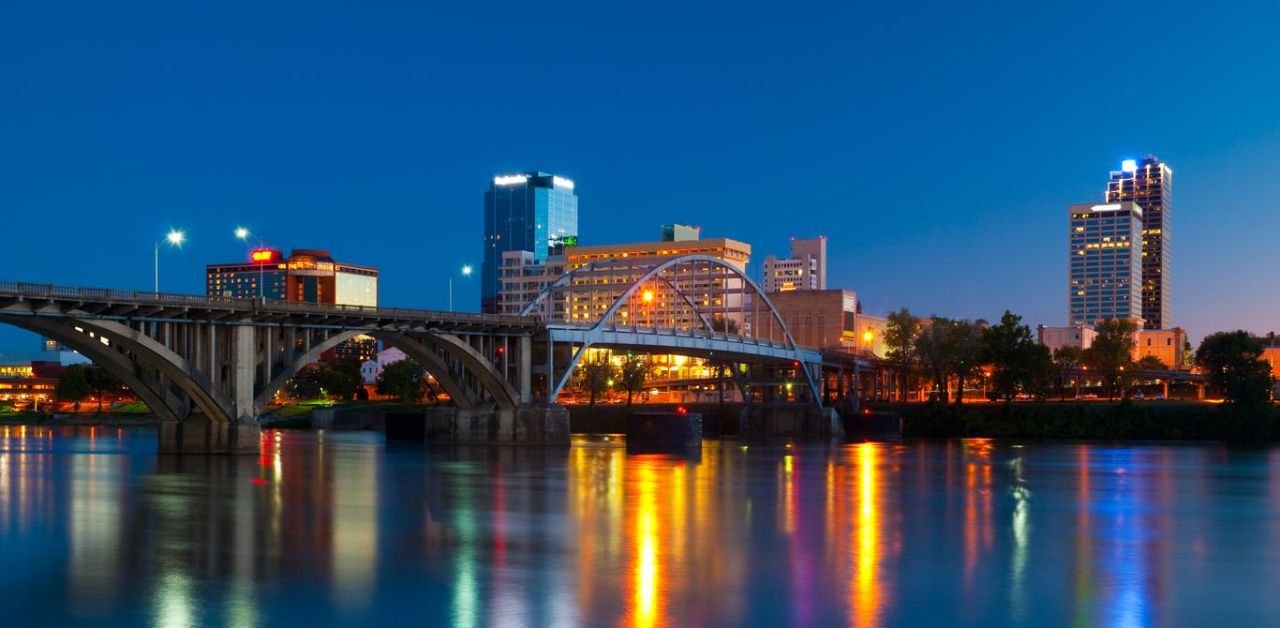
[1049,155,1186,368]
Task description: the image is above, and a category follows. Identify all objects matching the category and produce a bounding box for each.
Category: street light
[234,227,264,299]
[155,229,185,293]
[449,265,473,312]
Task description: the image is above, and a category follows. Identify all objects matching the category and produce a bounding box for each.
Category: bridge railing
[547,321,796,349]
[0,281,535,326]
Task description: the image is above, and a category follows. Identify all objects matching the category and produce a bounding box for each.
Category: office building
[661,224,701,242]
[1068,202,1144,327]
[1037,324,1097,353]
[206,248,288,300]
[207,248,380,362]
[1134,327,1188,370]
[497,250,568,315]
[482,172,579,313]
[207,249,378,306]
[497,227,752,330]
[764,236,827,293]
[767,289,886,355]
[1106,156,1172,329]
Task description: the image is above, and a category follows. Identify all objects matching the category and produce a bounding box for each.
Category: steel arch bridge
[520,254,822,403]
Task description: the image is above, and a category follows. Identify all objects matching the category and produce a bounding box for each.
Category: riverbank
[873,400,1280,441]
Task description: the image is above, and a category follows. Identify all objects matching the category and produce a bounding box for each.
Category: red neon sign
[250,249,279,263]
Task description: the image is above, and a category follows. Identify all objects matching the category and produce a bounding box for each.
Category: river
[0,426,1277,626]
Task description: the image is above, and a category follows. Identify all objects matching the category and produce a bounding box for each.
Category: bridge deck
[0,281,539,333]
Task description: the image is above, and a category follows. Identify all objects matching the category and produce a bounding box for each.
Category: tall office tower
[1067,202,1144,327]
[1106,156,1172,329]
[763,236,827,293]
[482,172,578,313]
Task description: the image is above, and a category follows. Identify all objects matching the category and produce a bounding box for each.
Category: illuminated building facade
[496,231,753,327]
[560,236,752,327]
[482,172,578,313]
[763,236,827,293]
[206,249,378,306]
[497,250,568,315]
[206,248,288,299]
[1134,327,1188,370]
[207,248,380,362]
[1068,202,1143,327]
[1106,156,1172,329]
[767,289,886,354]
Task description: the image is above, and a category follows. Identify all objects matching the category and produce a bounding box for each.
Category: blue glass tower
[482,172,578,312]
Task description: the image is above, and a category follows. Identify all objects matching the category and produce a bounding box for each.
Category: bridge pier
[157,415,261,455]
[416,403,570,446]
[738,404,843,440]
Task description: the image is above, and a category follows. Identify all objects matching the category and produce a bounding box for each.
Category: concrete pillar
[519,335,532,404]
[233,325,256,420]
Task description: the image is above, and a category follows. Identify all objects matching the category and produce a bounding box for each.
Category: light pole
[155,229,185,293]
[449,265,473,312]
[234,226,263,298]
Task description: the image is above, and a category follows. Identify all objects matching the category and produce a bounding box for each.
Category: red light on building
[250,248,280,264]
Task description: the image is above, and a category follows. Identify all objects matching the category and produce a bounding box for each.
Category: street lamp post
[155,229,185,293]
[234,227,262,299]
[449,265,473,312]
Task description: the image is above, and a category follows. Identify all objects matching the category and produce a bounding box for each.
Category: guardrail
[0,281,536,326]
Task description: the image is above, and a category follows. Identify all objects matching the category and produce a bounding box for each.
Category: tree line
[882,309,1275,408]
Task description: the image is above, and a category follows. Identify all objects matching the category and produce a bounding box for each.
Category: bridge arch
[521,254,804,348]
[0,314,213,421]
[255,330,519,414]
[520,254,818,401]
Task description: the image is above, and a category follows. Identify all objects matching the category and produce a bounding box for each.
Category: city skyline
[3,2,1279,351]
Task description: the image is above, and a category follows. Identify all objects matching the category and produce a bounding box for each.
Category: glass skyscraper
[1068,202,1143,327]
[1106,156,1172,329]
[482,172,578,313]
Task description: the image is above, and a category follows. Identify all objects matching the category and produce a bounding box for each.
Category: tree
[947,319,986,405]
[885,308,921,401]
[578,353,615,407]
[981,311,1048,402]
[85,366,121,413]
[1135,355,1169,371]
[1052,346,1085,401]
[915,317,952,403]
[56,364,92,411]
[376,359,428,404]
[618,353,650,407]
[1196,331,1274,409]
[287,365,325,400]
[318,359,362,401]
[1084,319,1138,401]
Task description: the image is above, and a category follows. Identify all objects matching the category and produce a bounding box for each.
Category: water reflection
[0,427,1278,626]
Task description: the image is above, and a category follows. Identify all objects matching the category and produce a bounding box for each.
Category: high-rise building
[482,172,578,313]
[1068,202,1144,327]
[1106,156,1172,329]
[763,236,827,293]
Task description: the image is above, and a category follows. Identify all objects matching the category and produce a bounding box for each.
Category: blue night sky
[2,1,1278,351]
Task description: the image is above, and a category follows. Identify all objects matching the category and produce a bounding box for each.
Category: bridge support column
[412,403,569,446]
[157,414,261,454]
[738,405,843,440]
[519,336,532,404]
[232,325,257,421]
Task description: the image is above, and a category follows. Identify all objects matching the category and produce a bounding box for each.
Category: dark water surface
[1,426,1278,627]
